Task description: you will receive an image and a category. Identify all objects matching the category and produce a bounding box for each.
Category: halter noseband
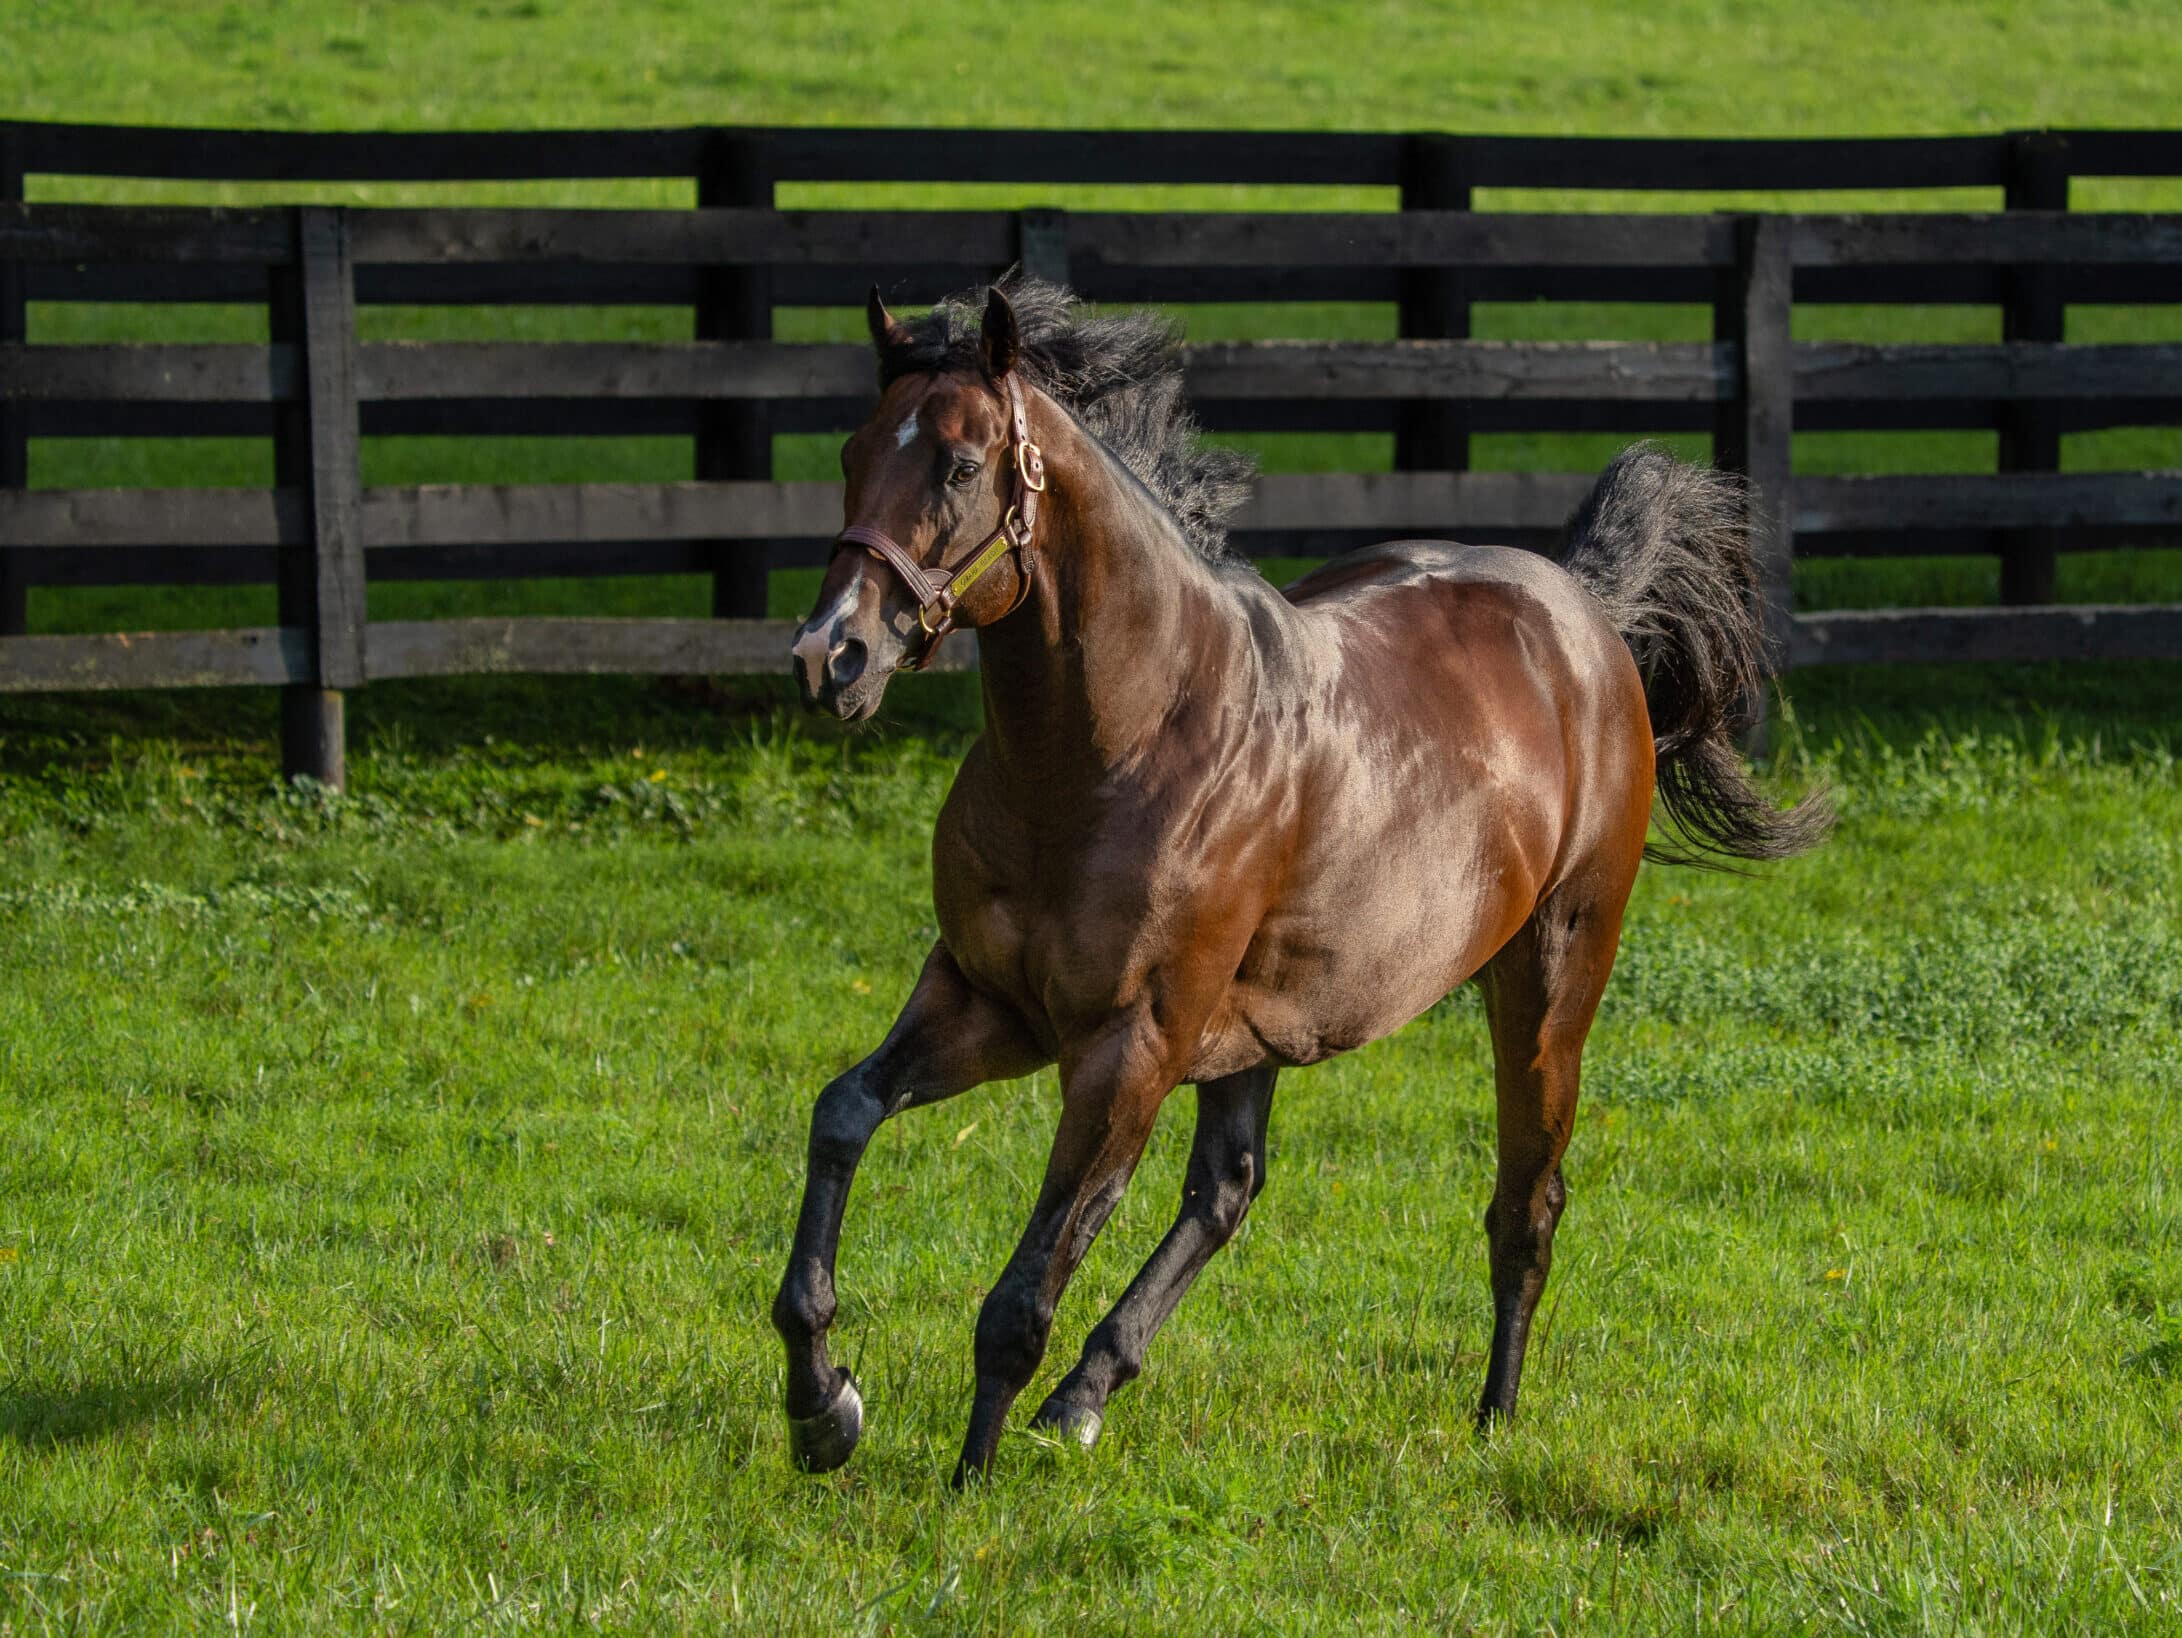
[829,373,1045,671]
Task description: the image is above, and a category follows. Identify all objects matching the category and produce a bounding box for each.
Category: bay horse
[774,280,1827,1483]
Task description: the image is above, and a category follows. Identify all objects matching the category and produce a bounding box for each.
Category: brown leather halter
[830,373,1046,670]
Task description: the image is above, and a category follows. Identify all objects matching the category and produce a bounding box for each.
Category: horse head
[790,286,1043,720]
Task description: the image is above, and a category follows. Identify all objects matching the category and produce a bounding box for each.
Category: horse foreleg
[1030,1066,1276,1448]
[953,1023,1175,1485]
[773,943,1045,1472]
[1474,887,1625,1427]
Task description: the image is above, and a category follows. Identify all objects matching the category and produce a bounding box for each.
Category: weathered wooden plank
[0,121,1400,190]
[1236,471,1594,533]
[6,121,710,181]
[352,473,1606,548]
[0,343,296,403]
[358,481,844,546]
[340,207,1739,271]
[355,341,872,401]
[2052,128,2182,178]
[1074,211,1739,269]
[0,487,302,547]
[1185,340,1731,401]
[1795,473,2182,533]
[0,203,296,263]
[1795,212,2182,266]
[1791,603,2182,667]
[13,121,2059,192]
[347,207,1019,266]
[764,128,1405,186]
[1468,134,2012,191]
[1793,342,2182,401]
[362,616,977,681]
[0,626,308,691]
[8,121,2128,194]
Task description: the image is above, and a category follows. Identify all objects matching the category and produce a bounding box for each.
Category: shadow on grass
[0,1374,216,1448]
[0,669,989,778]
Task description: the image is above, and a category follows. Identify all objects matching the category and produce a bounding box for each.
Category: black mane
[878,277,1258,565]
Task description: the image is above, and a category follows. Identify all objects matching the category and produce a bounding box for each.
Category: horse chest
[932,802,1203,1040]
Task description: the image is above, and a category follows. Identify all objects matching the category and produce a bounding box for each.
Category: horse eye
[947,460,981,488]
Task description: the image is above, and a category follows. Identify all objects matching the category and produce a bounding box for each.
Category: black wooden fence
[2,123,2179,783]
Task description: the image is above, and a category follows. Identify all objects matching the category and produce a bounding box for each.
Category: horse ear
[980,286,1020,381]
[866,286,913,358]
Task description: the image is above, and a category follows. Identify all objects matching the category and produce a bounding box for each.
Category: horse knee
[973,1274,1051,1388]
[807,1070,883,1174]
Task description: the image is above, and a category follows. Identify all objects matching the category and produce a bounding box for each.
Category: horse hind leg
[1473,878,1629,1426]
[1031,1066,1276,1448]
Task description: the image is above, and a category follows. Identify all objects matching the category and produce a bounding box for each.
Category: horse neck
[973,407,1244,788]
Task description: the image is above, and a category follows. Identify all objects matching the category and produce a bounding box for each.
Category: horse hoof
[1032,1399,1103,1450]
[787,1375,863,1473]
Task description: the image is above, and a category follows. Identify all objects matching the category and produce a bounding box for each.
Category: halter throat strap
[829,373,1045,671]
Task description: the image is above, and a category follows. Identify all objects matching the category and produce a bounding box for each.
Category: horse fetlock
[1031,1392,1105,1450]
[786,1372,864,1474]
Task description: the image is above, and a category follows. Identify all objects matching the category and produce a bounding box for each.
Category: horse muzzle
[790,617,890,720]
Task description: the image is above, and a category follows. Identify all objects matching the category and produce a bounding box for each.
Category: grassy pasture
[4,1,2182,1630]
[1,668,2179,1631]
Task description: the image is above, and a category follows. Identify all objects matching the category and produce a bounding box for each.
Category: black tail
[1558,444,1832,867]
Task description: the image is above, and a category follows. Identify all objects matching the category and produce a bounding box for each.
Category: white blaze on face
[895,410,920,450]
[814,578,862,640]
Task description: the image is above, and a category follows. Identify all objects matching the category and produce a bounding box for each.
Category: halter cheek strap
[829,374,1045,671]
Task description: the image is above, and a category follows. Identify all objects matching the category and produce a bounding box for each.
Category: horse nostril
[828,638,867,691]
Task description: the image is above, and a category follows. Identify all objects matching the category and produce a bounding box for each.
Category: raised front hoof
[787,1375,864,1474]
[1030,1397,1104,1451]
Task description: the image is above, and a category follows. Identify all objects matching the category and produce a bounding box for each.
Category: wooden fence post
[1396,134,1473,484]
[1731,215,1795,754]
[1016,208,1071,288]
[697,132,775,620]
[0,127,28,637]
[2000,130,2068,605]
[269,207,365,787]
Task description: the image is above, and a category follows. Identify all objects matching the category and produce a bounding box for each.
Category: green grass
[2,667,2179,1631]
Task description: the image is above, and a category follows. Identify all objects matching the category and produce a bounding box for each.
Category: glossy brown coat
[774,287,1821,1483]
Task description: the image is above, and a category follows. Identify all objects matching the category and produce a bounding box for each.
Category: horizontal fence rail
[2,123,2180,782]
